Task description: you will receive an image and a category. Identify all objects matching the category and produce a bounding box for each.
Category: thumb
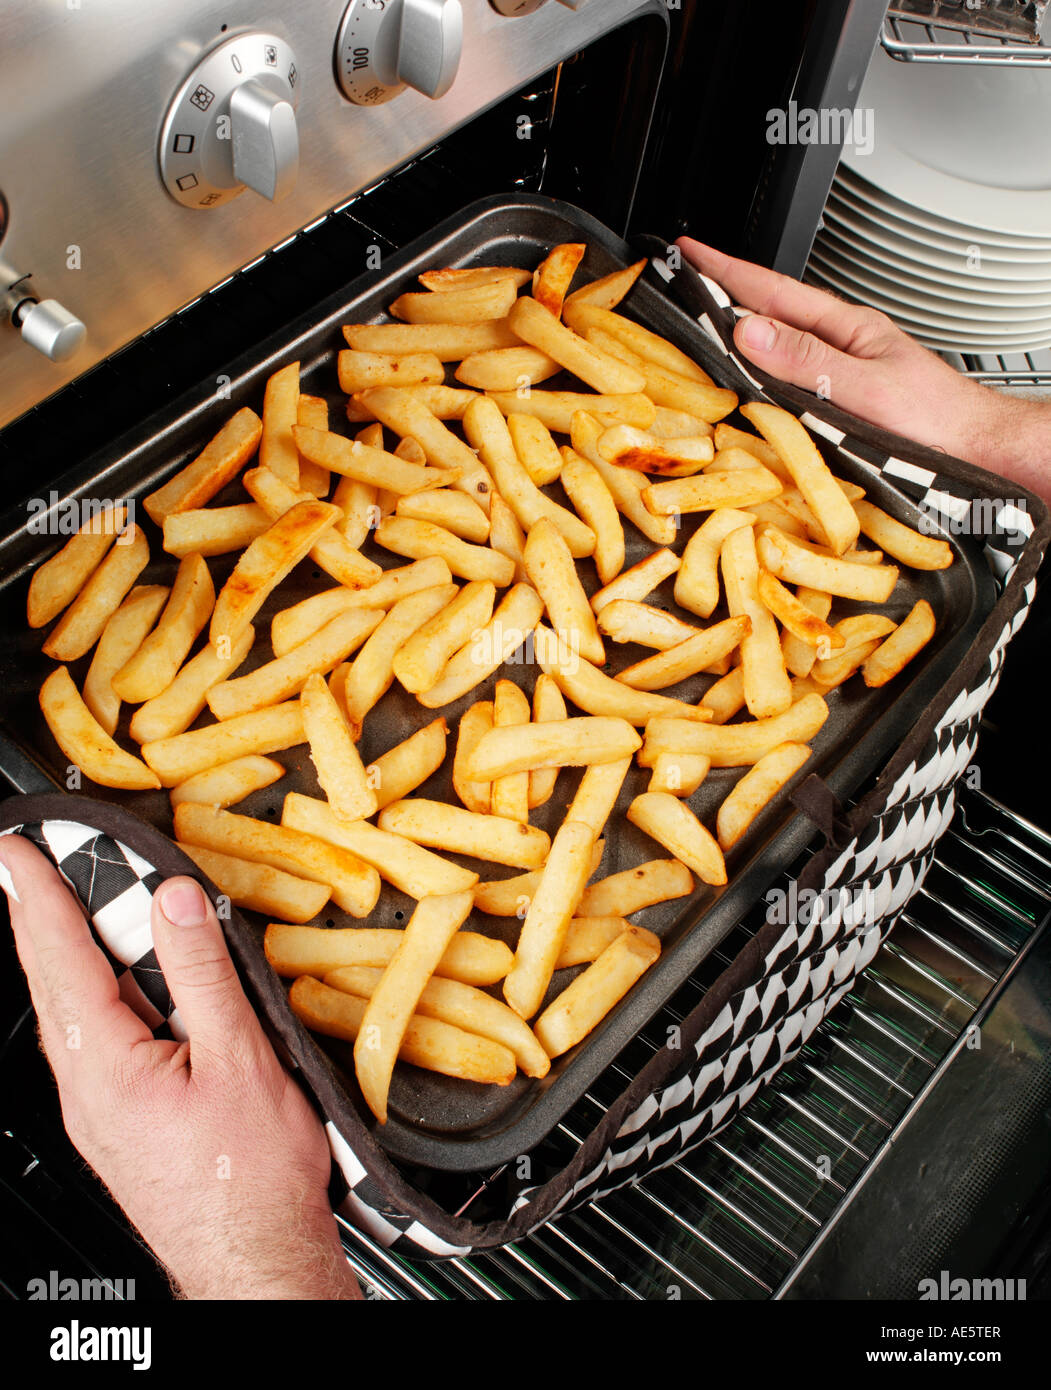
[151,877,263,1062]
[733,313,863,401]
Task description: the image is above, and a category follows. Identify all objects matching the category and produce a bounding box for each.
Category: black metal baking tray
[0,194,998,1171]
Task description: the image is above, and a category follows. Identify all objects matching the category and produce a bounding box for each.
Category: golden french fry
[758,569,841,652]
[781,587,834,678]
[591,546,680,615]
[39,666,161,791]
[368,716,448,811]
[648,751,711,797]
[141,700,305,786]
[143,408,262,525]
[811,614,897,686]
[292,977,516,1092]
[290,426,458,497]
[642,693,830,768]
[504,820,597,1020]
[741,402,859,556]
[347,384,479,425]
[487,493,529,583]
[643,466,781,517]
[128,625,255,743]
[170,755,285,810]
[534,625,712,726]
[562,302,711,382]
[716,742,812,850]
[41,525,150,662]
[269,558,452,656]
[757,525,899,603]
[260,361,300,488]
[83,585,169,735]
[418,266,532,292]
[577,858,693,917]
[863,600,936,687]
[509,296,646,395]
[700,666,746,724]
[209,501,341,649]
[487,391,656,434]
[331,471,376,549]
[175,803,380,917]
[392,580,497,695]
[374,516,513,585]
[208,607,384,721]
[650,407,713,440]
[556,916,631,968]
[455,347,561,392]
[28,503,129,628]
[266,922,513,985]
[532,242,586,317]
[296,394,330,497]
[598,425,714,477]
[300,673,377,821]
[463,397,595,557]
[853,500,954,570]
[713,423,789,479]
[415,583,545,708]
[583,325,737,422]
[563,259,647,314]
[342,585,458,735]
[395,488,489,543]
[534,926,661,1058]
[567,758,633,838]
[616,616,749,693]
[241,465,381,590]
[597,600,699,651]
[337,349,445,395]
[507,413,563,487]
[282,792,477,897]
[357,387,495,512]
[473,840,605,918]
[391,278,517,325]
[112,553,214,703]
[558,448,624,586]
[453,699,494,815]
[163,503,270,558]
[342,320,519,359]
[490,678,531,824]
[524,517,605,665]
[352,888,478,1122]
[378,799,550,869]
[465,716,640,781]
[326,964,549,1078]
[528,672,567,810]
[721,525,792,718]
[568,411,677,546]
[183,845,329,923]
[626,793,726,885]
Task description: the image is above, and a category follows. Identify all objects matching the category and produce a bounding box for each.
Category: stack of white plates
[806,43,1051,355]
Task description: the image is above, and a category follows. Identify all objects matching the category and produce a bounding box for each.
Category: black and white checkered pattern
[3,258,1044,1263]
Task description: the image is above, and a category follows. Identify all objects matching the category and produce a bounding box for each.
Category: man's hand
[676,238,1051,504]
[0,833,361,1301]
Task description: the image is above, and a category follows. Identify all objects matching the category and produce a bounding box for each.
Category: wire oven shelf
[338,784,1051,1299]
[952,349,1051,391]
[881,13,1051,64]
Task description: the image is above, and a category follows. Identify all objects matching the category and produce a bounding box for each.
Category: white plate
[831,179,1051,261]
[810,245,1051,324]
[820,207,1051,288]
[842,44,1051,237]
[836,168,1051,253]
[805,265,1051,343]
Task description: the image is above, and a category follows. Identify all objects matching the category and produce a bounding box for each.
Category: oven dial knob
[14,298,86,362]
[336,0,463,106]
[159,32,301,211]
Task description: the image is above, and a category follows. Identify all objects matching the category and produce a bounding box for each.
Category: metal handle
[230,78,299,203]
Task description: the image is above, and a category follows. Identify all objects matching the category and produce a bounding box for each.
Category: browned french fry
[716,742,812,850]
[39,667,161,791]
[558,448,624,586]
[853,501,954,570]
[184,845,329,923]
[83,585,169,735]
[563,259,647,313]
[260,361,300,488]
[528,673,567,810]
[577,858,693,917]
[391,278,517,325]
[534,926,661,1057]
[112,553,214,704]
[418,266,532,292]
[490,679,531,824]
[598,425,715,477]
[811,614,897,687]
[28,503,128,628]
[170,755,285,811]
[367,717,448,811]
[141,700,306,786]
[143,408,262,524]
[163,503,271,558]
[242,466,381,590]
[641,693,830,768]
[862,600,936,687]
[569,411,677,546]
[415,583,545,709]
[758,570,842,654]
[532,242,586,317]
[265,922,512,986]
[616,616,751,693]
[337,349,445,395]
[377,799,550,869]
[41,525,150,662]
[781,588,834,678]
[757,525,899,603]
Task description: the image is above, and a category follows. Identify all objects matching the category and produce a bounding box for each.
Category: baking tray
[0,193,998,1172]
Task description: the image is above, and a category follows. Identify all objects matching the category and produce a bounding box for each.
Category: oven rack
[338,783,1051,1300]
[881,13,1051,64]
[953,349,1051,391]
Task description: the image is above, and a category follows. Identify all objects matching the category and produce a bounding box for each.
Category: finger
[0,835,153,1077]
[675,237,876,353]
[151,877,266,1064]
[730,312,874,400]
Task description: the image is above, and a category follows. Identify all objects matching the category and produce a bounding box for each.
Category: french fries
[528,673,567,810]
[627,793,727,885]
[143,408,262,525]
[260,361,300,488]
[395,488,490,543]
[342,584,458,734]
[375,516,513,585]
[41,525,150,662]
[757,525,899,603]
[853,501,954,570]
[559,448,624,585]
[342,320,520,359]
[392,580,496,695]
[111,553,215,703]
[597,600,700,651]
[358,387,496,512]
[39,666,161,791]
[300,673,377,821]
[337,349,445,395]
[721,525,792,718]
[418,266,532,293]
[591,547,680,614]
[265,923,512,986]
[83,585,169,735]
[642,694,831,768]
[507,413,563,488]
[415,583,544,708]
[391,278,517,324]
[577,858,693,917]
[465,716,641,781]
[128,625,255,743]
[472,840,605,918]
[452,700,494,815]
[378,799,550,869]
[643,466,782,516]
[534,927,661,1058]
[242,466,381,589]
[598,425,714,477]
[524,517,605,664]
[862,600,936,687]
[490,678,530,824]
[455,347,560,392]
[532,241,586,317]
[27,503,128,628]
[184,845,330,923]
[163,503,270,558]
[142,700,306,786]
[716,742,812,850]
[487,390,656,434]
[617,615,751,692]
[509,296,646,395]
[170,755,285,810]
[368,717,448,810]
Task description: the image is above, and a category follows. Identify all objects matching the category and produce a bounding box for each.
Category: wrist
[958,385,1050,504]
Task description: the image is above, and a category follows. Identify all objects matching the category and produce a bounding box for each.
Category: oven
[1,0,1049,1309]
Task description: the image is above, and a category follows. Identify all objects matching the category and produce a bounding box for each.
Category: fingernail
[0,860,20,904]
[741,315,777,352]
[160,881,208,927]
